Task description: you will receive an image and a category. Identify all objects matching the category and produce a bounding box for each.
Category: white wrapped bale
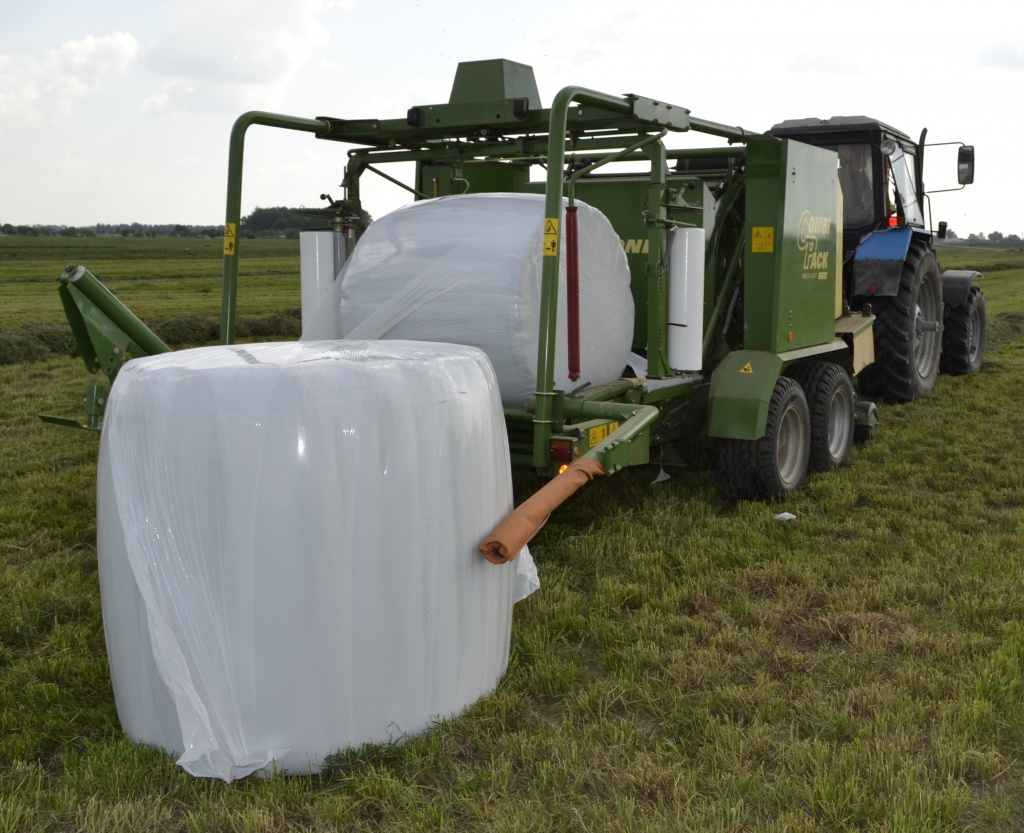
[330,193,634,403]
[97,341,522,781]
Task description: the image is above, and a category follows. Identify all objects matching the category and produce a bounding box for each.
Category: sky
[1,0,1022,238]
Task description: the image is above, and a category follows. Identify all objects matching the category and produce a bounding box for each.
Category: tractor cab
[771,116,984,403]
[771,117,928,263]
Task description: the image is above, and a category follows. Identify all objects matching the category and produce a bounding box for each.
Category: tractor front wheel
[940,286,986,376]
[715,376,810,501]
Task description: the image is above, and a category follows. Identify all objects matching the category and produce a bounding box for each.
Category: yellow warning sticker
[751,226,774,253]
[543,217,559,257]
[589,421,620,447]
[223,222,237,256]
[739,362,755,375]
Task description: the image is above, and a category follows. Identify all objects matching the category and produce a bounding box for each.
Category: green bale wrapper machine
[48,59,908,557]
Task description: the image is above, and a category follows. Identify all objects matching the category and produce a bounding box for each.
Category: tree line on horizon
[1,211,1021,247]
[0,207,328,240]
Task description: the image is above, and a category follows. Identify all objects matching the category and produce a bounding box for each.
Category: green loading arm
[39,264,170,430]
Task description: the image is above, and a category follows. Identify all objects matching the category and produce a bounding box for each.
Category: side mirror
[957,146,975,186]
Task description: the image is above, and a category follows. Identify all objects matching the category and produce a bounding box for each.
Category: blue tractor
[771,117,985,402]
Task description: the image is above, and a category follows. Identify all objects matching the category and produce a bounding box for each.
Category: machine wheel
[940,286,986,375]
[714,376,810,501]
[785,362,854,472]
[863,242,943,402]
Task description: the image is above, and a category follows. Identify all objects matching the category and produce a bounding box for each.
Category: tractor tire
[785,362,854,472]
[862,242,943,402]
[714,376,810,501]
[940,286,986,376]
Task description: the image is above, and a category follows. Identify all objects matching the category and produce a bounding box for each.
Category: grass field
[2,237,1024,831]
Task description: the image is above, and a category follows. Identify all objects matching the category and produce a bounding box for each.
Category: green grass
[935,243,1024,317]
[0,237,300,332]
[0,237,303,363]
[2,239,1024,831]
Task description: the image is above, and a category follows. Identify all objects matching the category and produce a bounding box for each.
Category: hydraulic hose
[480,401,660,563]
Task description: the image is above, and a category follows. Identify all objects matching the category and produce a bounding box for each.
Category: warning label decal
[751,226,774,253]
[223,222,237,256]
[543,217,559,257]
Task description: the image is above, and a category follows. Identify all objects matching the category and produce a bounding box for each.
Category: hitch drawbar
[480,399,661,562]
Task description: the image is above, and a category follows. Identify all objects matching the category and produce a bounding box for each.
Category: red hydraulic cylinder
[565,204,580,381]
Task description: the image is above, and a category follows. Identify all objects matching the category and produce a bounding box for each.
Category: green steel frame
[46,60,871,482]
[214,64,789,475]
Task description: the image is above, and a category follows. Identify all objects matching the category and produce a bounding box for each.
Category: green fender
[707,351,784,440]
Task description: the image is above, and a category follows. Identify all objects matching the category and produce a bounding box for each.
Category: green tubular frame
[534,87,632,469]
[220,112,330,344]
[46,61,862,465]
[530,88,749,470]
[213,78,782,475]
[539,397,662,475]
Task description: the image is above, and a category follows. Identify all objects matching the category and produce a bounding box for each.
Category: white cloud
[979,41,1024,70]
[141,78,248,114]
[144,0,339,113]
[54,32,140,76]
[0,32,139,123]
[536,3,634,77]
[785,53,860,75]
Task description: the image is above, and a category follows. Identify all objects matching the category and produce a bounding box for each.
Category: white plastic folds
[97,341,531,781]
[311,193,634,403]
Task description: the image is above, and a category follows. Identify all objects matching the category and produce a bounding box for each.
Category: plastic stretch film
[298,231,343,333]
[97,341,534,781]
[667,227,706,372]
[326,193,634,403]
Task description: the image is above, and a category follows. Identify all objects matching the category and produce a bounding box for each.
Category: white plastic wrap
[667,227,706,372]
[324,194,634,403]
[97,340,532,781]
[299,231,343,333]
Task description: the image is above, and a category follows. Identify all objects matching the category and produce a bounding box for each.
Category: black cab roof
[770,116,911,144]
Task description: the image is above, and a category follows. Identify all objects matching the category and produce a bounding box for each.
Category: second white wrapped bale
[332,193,634,403]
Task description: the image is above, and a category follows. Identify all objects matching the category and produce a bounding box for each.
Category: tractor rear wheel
[714,376,810,501]
[785,362,854,472]
[940,286,986,375]
[863,242,942,402]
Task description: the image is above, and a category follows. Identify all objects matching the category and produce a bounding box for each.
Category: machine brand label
[620,238,650,255]
[797,210,831,278]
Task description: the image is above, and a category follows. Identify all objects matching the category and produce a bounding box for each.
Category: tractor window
[835,144,875,228]
[887,144,924,227]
